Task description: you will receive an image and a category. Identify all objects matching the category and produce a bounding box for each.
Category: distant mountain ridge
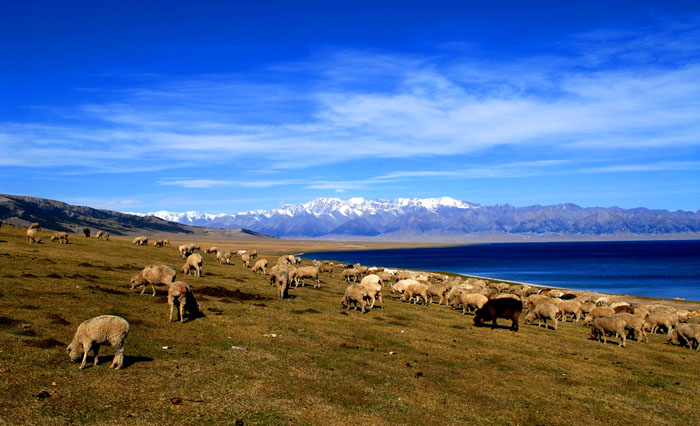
[135,197,700,240]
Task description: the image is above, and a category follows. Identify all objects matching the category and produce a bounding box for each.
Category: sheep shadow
[473,322,520,332]
[92,354,154,368]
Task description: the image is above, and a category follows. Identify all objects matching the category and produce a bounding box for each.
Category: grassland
[1,225,699,425]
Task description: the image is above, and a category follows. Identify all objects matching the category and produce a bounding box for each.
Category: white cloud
[2,22,700,176]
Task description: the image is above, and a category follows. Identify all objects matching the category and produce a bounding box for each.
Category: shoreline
[300,243,700,309]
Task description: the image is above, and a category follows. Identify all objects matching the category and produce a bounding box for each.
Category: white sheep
[168,281,201,323]
[297,266,321,288]
[130,264,177,296]
[181,253,203,277]
[252,259,268,275]
[360,275,383,309]
[525,303,559,330]
[667,324,700,350]
[66,315,129,369]
[401,283,429,306]
[590,317,626,347]
[26,227,40,244]
[614,313,649,343]
[179,244,193,258]
[450,293,488,314]
[341,284,370,313]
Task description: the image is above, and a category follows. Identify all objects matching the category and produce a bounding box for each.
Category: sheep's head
[130,274,142,288]
[66,343,81,362]
[473,313,485,326]
[524,312,536,324]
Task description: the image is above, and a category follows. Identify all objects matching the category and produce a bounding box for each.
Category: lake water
[303,240,700,301]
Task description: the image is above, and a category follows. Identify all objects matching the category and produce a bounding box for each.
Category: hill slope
[0,193,271,238]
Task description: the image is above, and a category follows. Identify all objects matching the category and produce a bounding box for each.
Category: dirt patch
[45,273,62,279]
[86,285,127,295]
[450,324,466,330]
[85,274,99,280]
[46,314,70,326]
[68,274,85,279]
[23,338,66,349]
[197,286,269,301]
[128,318,146,325]
[21,273,37,278]
[77,262,93,267]
[387,320,408,326]
[291,308,320,314]
[253,303,267,308]
[154,296,169,304]
[0,317,19,327]
[219,298,235,304]
[207,307,224,315]
[340,343,361,349]
[20,329,38,337]
[20,305,40,310]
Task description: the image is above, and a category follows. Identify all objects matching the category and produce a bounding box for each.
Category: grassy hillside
[0,225,699,425]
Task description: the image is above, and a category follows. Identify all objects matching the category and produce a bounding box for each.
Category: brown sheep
[426,283,449,305]
[276,270,292,299]
[667,324,700,350]
[474,298,523,331]
[50,232,69,244]
[130,264,176,296]
[614,313,649,343]
[181,253,203,277]
[584,307,615,325]
[248,249,258,260]
[557,300,583,323]
[613,305,635,315]
[319,262,334,276]
[341,268,361,283]
[26,227,40,244]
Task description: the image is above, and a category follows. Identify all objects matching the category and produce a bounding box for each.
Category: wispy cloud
[2,20,700,179]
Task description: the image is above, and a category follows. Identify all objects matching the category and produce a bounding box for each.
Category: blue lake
[304,240,700,301]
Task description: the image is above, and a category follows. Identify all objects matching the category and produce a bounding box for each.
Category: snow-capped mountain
[131,197,700,240]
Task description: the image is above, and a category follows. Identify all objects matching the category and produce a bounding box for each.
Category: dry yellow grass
[1,225,699,425]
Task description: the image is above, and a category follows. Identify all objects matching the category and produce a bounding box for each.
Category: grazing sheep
[360,275,383,309]
[319,262,334,276]
[83,228,91,237]
[179,244,193,258]
[342,284,370,313]
[26,227,40,244]
[130,264,177,296]
[580,302,596,317]
[609,301,631,310]
[557,300,583,323]
[377,271,393,286]
[297,266,321,288]
[614,313,649,343]
[667,324,700,350]
[102,233,110,241]
[395,271,417,282]
[168,281,201,323]
[584,307,615,325]
[252,259,268,275]
[50,232,69,244]
[688,316,700,325]
[28,222,41,230]
[590,317,627,347]
[249,250,258,260]
[66,315,129,369]
[341,268,361,283]
[644,313,678,334]
[474,298,523,331]
[162,239,169,246]
[277,270,292,299]
[451,293,488,314]
[153,239,165,248]
[205,247,218,254]
[131,236,148,246]
[445,284,479,305]
[525,303,559,330]
[181,253,203,277]
[525,294,554,309]
[426,283,449,305]
[392,279,418,295]
[401,283,429,306]
[270,264,297,287]
[240,253,251,268]
[191,245,201,253]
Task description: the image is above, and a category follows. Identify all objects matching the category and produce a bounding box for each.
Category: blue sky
[2,1,699,213]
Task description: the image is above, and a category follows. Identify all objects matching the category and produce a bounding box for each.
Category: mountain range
[133,197,700,241]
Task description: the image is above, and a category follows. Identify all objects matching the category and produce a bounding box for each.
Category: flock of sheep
[15,223,700,372]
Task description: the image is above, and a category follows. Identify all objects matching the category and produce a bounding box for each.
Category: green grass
[0,225,699,425]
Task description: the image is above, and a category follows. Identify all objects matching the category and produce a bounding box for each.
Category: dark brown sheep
[613,305,635,314]
[473,298,523,331]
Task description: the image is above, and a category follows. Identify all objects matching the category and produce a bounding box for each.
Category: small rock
[264,333,277,338]
[162,346,172,350]
[389,351,397,355]
[230,346,246,351]
[21,324,32,329]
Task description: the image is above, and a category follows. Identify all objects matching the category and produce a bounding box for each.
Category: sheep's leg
[93,344,100,366]
[553,318,557,330]
[151,285,156,296]
[180,301,185,323]
[140,285,146,295]
[80,343,92,369]
[113,346,124,369]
